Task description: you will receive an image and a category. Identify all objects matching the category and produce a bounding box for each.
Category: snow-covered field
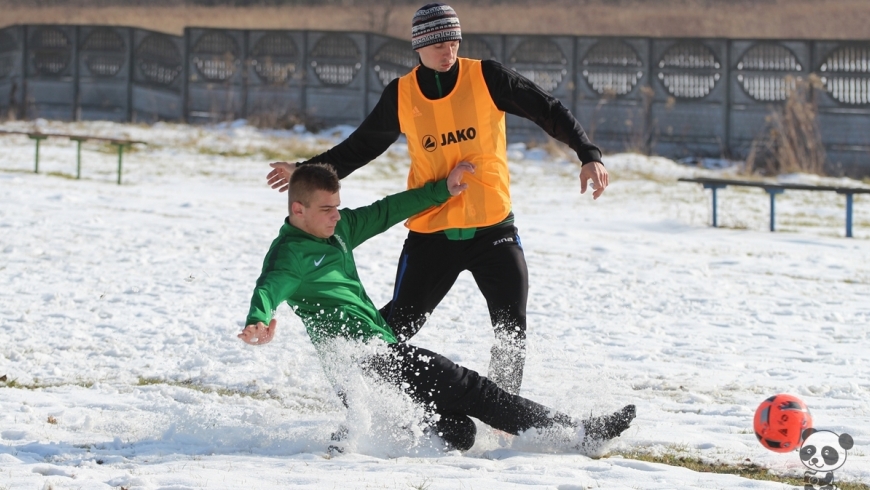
[1,120,869,490]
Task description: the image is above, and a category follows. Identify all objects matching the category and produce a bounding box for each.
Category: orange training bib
[398,58,511,232]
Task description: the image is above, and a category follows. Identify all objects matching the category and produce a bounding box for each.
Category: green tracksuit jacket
[245,179,452,345]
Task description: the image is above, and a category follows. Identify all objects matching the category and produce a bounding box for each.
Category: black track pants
[379,222,529,395]
[363,342,574,449]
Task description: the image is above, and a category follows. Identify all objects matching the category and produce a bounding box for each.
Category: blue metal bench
[678,177,870,238]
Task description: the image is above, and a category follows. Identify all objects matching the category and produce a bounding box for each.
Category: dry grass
[615,449,870,490]
[746,75,827,176]
[1,0,869,40]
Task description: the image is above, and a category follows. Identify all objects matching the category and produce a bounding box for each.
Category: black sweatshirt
[301,59,603,179]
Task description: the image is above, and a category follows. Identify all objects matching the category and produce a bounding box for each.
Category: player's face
[298,189,341,239]
[416,40,460,72]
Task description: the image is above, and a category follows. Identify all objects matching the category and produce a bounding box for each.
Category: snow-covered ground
[1,120,869,490]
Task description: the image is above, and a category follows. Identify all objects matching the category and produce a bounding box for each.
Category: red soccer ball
[753,394,813,453]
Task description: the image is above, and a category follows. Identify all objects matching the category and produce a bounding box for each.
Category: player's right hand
[238,319,277,345]
[267,162,297,192]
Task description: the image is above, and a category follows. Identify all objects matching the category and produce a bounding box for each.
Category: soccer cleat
[423,413,477,452]
[326,424,348,457]
[330,424,349,442]
[578,404,636,453]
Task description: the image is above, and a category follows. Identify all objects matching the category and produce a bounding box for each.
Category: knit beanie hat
[411,3,462,50]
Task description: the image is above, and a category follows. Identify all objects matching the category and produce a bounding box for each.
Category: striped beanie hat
[411,3,462,50]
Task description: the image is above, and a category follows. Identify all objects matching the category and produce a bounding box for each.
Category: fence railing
[1,25,869,176]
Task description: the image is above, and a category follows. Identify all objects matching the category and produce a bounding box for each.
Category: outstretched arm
[241,266,301,345]
[481,60,609,198]
[265,81,402,191]
[342,162,474,248]
[276,153,473,193]
[482,60,602,164]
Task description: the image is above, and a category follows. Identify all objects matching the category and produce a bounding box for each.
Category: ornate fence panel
[461,34,503,63]
[24,25,77,120]
[76,26,132,121]
[650,39,728,159]
[3,23,870,177]
[303,31,367,127]
[573,37,651,155]
[131,29,184,123]
[365,34,416,117]
[245,30,306,126]
[185,28,246,124]
[503,35,575,144]
[813,41,870,176]
[728,40,811,158]
[0,26,23,118]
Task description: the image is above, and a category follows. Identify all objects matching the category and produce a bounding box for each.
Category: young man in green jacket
[239,163,634,452]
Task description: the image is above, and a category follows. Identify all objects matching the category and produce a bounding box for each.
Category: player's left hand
[238,319,277,345]
[579,161,608,200]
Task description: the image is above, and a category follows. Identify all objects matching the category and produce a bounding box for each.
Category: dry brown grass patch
[746,75,827,176]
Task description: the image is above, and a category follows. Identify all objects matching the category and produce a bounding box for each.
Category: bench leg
[34,138,40,174]
[116,144,124,185]
[846,193,853,238]
[703,184,727,228]
[76,140,82,179]
[711,187,718,227]
[766,189,784,232]
[769,192,776,232]
[27,135,48,174]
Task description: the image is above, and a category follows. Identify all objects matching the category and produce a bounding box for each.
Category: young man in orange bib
[266,3,608,396]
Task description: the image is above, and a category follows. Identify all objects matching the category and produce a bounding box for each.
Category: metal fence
[1,24,869,176]
[132,28,185,123]
[0,26,24,120]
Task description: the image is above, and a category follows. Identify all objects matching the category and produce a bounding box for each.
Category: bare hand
[267,162,297,193]
[579,161,608,200]
[238,319,277,345]
[447,161,475,196]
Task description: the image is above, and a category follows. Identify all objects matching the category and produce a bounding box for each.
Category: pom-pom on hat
[411,3,462,50]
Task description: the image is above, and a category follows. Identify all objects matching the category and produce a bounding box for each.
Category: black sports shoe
[424,413,477,452]
[578,404,636,453]
[326,424,349,457]
[330,424,349,442]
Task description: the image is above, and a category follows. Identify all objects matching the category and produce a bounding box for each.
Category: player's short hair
[289,164,340,206]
